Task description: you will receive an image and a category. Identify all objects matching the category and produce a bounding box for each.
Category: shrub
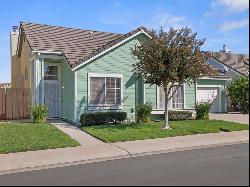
[30,105,48,123]
[168,110,194,121]
[136,102,153,123]
[195,102,212,120]
[80,112,127,126]
[228,77,249,114]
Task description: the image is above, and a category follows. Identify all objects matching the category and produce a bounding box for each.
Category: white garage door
[197,87,220,113]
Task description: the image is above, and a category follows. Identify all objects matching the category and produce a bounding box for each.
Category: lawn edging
[82,120,249,143]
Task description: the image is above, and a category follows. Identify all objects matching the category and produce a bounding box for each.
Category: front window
[44,65,59,80]
[158,85,184,109]
[89,76,122,106]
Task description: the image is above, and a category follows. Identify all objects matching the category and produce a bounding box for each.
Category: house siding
[75,34,148,122]
[60,60,75,122]
[145,84,157,109]
[185,83,196,109]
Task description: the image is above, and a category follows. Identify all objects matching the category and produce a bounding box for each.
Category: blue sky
[0,0,249,83]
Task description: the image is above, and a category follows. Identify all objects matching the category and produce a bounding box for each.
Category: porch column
[34,55,44,105]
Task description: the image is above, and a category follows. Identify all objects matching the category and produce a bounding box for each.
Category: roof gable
[19,22,152,70]
[206,51,249,77]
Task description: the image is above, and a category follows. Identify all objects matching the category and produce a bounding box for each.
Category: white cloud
[220,18,249,31]
[212,0,249,12]
[113,1,121,8]
[148,12,187,30]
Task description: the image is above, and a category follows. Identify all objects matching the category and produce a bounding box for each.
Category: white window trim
[87,73,123,110]
[44,62,61,83]
[156,84,185,110]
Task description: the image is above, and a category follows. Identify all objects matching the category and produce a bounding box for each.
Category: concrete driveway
[209,113,249,124]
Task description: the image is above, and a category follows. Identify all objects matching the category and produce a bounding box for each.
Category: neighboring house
[11,22,230,123]
[0,83,11,89]
[205,47,249,112]
[205,47,249,82]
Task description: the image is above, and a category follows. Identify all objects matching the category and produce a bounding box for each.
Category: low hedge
[168,110,194,121]
[151,110,194,121]
[80,112,127,126]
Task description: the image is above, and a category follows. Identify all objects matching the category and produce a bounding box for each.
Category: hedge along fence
[80,112,127,126]
[151,110,194,121]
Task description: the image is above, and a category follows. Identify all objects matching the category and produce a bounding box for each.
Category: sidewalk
[0,130,249,175]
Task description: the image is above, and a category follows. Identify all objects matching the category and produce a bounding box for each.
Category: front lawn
[0,123,80,154]
[83,120,249,143]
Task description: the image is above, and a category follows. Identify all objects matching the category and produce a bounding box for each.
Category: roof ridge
[20,21,123,35]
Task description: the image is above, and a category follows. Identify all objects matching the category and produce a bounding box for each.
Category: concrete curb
[0,140,248,176]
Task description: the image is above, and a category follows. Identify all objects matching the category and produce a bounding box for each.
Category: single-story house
[205,49,249,82]
[205,49,249,112]
[11,22,231,123]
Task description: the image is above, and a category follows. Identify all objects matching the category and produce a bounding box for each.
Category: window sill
[151,109,194,114]
[88,105,123,111]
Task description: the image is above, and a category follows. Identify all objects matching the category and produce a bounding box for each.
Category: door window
[44,65,59,80]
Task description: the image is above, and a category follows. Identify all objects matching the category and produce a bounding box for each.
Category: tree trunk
[163,88,171,129]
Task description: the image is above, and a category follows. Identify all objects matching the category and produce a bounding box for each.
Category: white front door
[44,64,61,118]
[197,87,220,113]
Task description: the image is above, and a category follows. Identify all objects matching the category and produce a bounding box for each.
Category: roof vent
[12,26,19,33]
[89,31,94,36]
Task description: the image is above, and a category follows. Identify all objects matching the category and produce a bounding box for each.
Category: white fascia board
[31,50,72,71]
[72,30,152,71]
[32,50,63,55]
[199,76,231,81]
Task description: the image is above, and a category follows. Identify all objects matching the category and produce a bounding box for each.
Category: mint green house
[14,22,230,124]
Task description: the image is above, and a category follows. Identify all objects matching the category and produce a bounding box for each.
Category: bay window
[89,74,122,107]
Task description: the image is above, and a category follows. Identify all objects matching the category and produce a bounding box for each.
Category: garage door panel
[197,87,220,113]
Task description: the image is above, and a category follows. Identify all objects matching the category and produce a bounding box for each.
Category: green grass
[0,123,80,154]
[83,120,249,143]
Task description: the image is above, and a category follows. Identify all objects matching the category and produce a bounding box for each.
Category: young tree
[132,27,213,129]
[228,77,249,114]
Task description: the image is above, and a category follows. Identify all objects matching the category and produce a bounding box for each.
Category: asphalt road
[0,143,249,186]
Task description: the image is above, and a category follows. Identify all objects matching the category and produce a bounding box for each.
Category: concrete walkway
[0,129,248,175]
[49,120,103,146]
[209,113,249,124]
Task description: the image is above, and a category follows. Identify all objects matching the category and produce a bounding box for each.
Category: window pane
[90,77,105,105]
[116,78,121,88]
[172,86,184,109]
[106,78,116,88]
[116,89,121,104]
[44,65,58,80]
[158,86,171,109]
[106,89,116,104]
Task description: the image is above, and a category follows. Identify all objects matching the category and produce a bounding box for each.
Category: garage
[197,87,221,113]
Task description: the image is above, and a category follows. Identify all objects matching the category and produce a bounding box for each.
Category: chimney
[12,26,19,33]
[10,25,19,57]
[220,44,231,53]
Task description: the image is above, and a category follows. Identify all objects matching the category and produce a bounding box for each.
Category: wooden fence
[0,88,30,120]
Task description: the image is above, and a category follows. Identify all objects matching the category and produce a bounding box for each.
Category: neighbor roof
[19,22,151,69]
[208,51,249,77]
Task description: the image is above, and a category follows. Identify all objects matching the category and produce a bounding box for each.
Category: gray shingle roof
[209,52,249,76]
[19,22,150,69]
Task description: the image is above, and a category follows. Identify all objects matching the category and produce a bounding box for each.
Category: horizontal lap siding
[185,83,196,109]
[145,84,157,109]
[75,34,147,122]
[61,61,75,122]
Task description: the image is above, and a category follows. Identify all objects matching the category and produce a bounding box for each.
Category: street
[0,143,249,186]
